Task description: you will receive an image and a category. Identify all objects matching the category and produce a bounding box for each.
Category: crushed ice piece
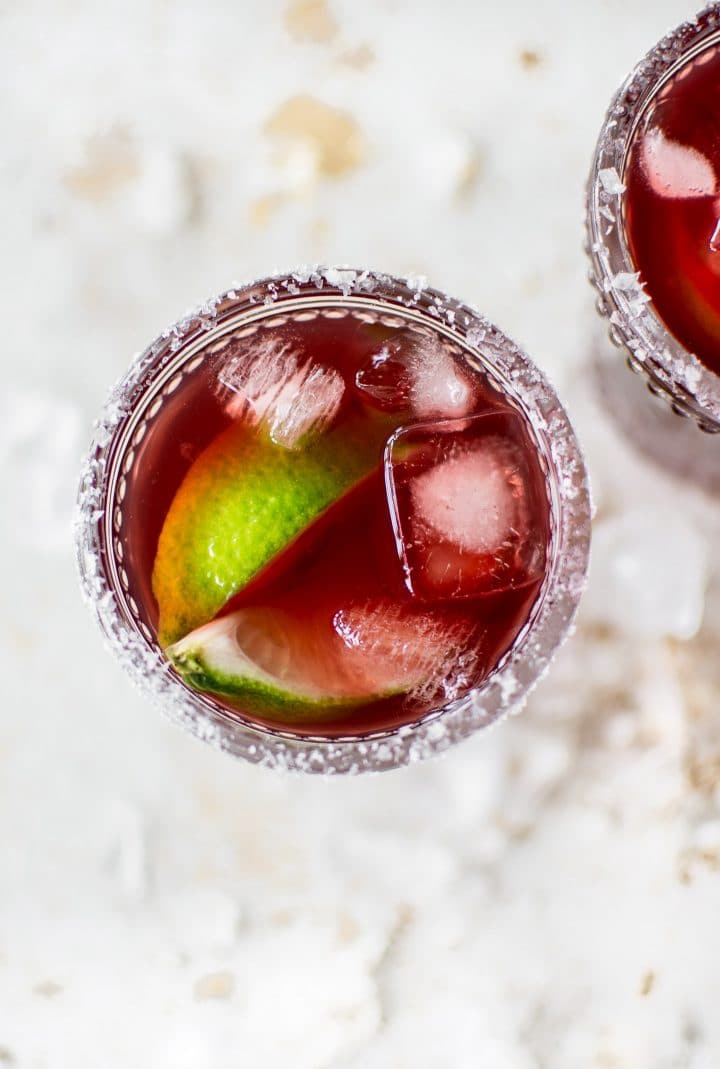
[413,129,481,199]
[384,412,546,601]
[166,888,244,951]
[102,800,149,904]
[641,128,716,198]
[355,336,473,418]
[275,139,318,193]
[598,166,626,195]
[123,142,195,234]
[584,509,707,640]
[0,388,81,553]
[217,336,344,448]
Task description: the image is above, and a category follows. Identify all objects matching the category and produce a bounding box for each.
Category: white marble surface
[2,1,720,1066]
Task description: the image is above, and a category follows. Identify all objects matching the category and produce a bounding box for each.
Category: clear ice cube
[584,509,707,640]
[333,599,482,705]
[0,388,81,553]
[355,334,474,419]
[217,335,344,449]
[384,412,547,601]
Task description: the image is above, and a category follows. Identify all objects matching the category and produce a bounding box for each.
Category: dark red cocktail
[624,41,720,376]
[128,310,549,736]
[76,270,590,772]
[587,6,720,432]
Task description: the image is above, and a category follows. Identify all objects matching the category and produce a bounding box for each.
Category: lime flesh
[152,420,376,645]
[168,610,372,719]
[167,601,474,721]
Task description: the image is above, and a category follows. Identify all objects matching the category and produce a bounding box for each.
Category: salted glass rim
[75,267,591,774]
[586,3,720,433]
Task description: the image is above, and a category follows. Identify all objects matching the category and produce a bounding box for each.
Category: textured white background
[2,2,720,1066]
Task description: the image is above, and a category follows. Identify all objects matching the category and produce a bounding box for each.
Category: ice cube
[354,340,413,407]
[641,127,716,198]
[333,600,481,705]
[583,509,707,640]
[0,388,81,553]
[355,335,474,419]
[217,334,344,449]
[101,799,149,905]
[384,412,547,601]
[412,128,482,200]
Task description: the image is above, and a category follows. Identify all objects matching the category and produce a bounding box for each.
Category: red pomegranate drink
[76,270,590,772]
[624,41,720,375]
[587,6,720,431]
[138,314,548,737]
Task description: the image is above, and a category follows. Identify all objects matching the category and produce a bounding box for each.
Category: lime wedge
[167,601,478,721]
[152,421,376,645]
